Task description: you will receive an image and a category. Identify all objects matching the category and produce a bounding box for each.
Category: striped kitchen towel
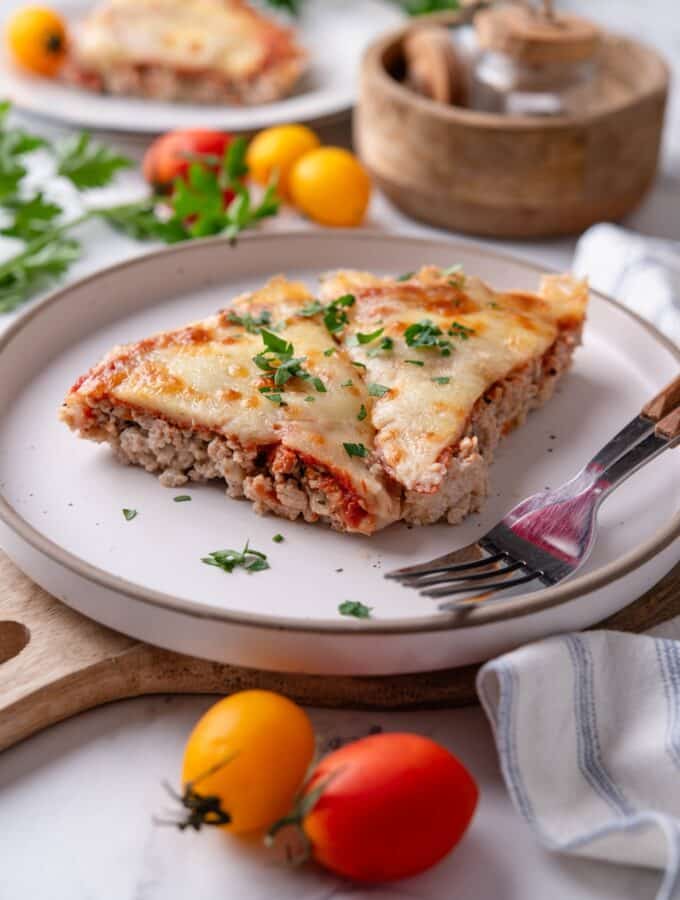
[573,223,680,346]
[477,631,680,900]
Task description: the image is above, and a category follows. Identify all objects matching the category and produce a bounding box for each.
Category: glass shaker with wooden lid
[471,1,601,116]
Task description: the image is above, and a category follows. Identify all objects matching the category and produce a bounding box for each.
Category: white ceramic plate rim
[0,231,678,634]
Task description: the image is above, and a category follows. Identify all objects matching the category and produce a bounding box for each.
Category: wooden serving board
[1,550,679,753]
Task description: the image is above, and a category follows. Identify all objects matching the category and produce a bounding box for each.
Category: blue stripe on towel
[564,635,633,816]
[655,639,680,770]
[479,647,680,900]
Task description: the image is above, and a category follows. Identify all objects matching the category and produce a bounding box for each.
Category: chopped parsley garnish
[448,321,475,340]
[357,404,367,421]
[227,309,272,334]
[343,442,369,459]
[202,541,269,574]
[122,508,137,521]
[352,361,367,371]
[368,383,390,397]
[432,376,451,385]
[304,395,315,403]
[396,271,414,282]
[300,294,355,335]
[272,534,284,543]
[355,327,384,345]
[300,300,324,317]
[253,328,325,393]
[341,379,354,388]
[173,495,192,502]
[404,319,452,356]
[323,347,337,356]
[323,294,355,334]
[263,392,286,405]
[368,336,394,357]
[405,359,425,366]
[338,601,372,619]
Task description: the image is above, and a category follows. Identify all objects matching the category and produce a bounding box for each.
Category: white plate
[0,0,403,134]
[0,232,678,675]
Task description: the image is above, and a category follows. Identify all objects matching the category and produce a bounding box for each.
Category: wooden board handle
[642,373,680,421]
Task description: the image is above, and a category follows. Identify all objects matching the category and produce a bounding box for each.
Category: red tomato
[296,732,478,882]
[143,128,232,191]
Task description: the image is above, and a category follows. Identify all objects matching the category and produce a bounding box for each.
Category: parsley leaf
[253,330,325,393]
[1,193,62,241]
[174,495,192,502]
[272,533,284,543]
[300,300,324,317]
[404,319,452,356]
[355,327,384,344]
[323,347,336,357]
[202,541,270,574]
[367,336,394,357]
[338,600,372,619]
[324,294,355,334]
[0,235,81,312]
[343,442,369,459]
[432,376,451,385]
[448,321,475,340]
[405,359,425,366]
[122,508,137,521]
[368,383,390,397]
[341,379,353,388]
[56,133,132,189]
[100,200,188,243]
[304,395,315,403]
[351,360,367,371]
[227,309,272,334]
[357,404,367,421]
[396,271,414,282]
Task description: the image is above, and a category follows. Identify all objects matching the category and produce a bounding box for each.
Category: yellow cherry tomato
[181,690,315,834]
[246,124,320,199]
[289,147,371,227]
[6,6,68,77]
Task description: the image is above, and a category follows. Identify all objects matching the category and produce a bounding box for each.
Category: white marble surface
[1,1,679,898]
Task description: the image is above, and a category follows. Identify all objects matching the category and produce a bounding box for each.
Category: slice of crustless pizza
[319,266,588,526]
[61,266,587,534]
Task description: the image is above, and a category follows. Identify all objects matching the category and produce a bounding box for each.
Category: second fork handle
[588,373,680,474]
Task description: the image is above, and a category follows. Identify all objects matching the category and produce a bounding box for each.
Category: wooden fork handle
[656,407,680,441]
[642,373,680,420]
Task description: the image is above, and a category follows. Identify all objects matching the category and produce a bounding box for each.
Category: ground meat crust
[65,399,377,535]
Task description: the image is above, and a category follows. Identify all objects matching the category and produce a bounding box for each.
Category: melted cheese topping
[320,267,588,492]
[65,277,399,532]
[73,0,299,79]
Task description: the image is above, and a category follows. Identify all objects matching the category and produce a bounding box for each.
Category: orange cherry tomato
[180,690,315,834]
[143,129,233,192]
[276,732,478,882]
[288,147,371,227]
[6,6,68,77]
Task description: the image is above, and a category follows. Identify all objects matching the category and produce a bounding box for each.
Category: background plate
[0,0,403,134]
[0,232,678,674]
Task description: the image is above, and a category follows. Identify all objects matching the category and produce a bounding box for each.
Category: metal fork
[386,374,680,610]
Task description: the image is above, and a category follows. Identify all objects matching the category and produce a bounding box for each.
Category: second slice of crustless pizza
[61,266,587,533]
[320,266,587,525]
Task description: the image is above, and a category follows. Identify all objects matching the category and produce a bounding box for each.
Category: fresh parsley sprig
[0,106,281,312]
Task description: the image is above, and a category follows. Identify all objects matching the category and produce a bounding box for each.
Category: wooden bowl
[355,16,669,238]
